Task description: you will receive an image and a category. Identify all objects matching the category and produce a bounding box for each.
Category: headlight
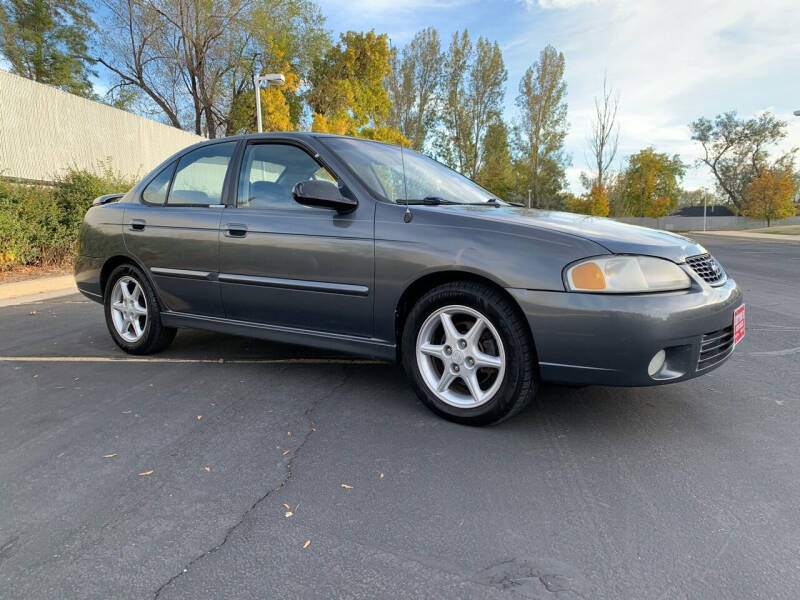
[564,255,691,293]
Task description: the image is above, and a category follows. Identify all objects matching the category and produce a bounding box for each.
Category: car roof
[194,131,399,148]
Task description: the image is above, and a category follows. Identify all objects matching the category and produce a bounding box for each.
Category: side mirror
[292,180,357,213]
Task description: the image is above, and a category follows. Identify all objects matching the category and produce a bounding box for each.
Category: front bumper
[508,277,743,387]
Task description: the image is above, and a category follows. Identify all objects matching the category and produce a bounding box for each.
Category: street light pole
[253,72,287,133]
[253,73,263,133]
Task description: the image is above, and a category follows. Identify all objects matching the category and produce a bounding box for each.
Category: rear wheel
[401,281,537,425]
[104,264,176,354]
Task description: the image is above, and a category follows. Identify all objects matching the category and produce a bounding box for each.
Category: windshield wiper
[401,196,468,205]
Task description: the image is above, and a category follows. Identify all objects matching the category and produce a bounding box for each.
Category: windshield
[321,137,499,205]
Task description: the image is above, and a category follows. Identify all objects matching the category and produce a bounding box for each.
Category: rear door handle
[224,223,248,238]
[130,219,146,231]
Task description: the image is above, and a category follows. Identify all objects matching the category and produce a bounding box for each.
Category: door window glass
[237,144,336,209]
[141,162,175,205]
[168,142,236,206]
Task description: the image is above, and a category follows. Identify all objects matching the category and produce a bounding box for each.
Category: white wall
[0,69,203,183]
[612,216,800,232]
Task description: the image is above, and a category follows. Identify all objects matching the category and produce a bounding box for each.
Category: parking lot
[1,235,799,599]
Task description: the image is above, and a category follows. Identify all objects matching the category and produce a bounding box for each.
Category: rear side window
[168,142,237,206]
[141,162,175,205]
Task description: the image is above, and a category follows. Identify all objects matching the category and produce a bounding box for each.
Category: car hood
[444,205,707,263]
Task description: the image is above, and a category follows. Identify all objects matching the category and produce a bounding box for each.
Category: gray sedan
[75,133,744,425]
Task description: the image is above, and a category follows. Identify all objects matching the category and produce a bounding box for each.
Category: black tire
[401,281,537,425]
[103,263,176,355]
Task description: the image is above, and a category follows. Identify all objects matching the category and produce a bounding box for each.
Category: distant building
[670,205,735,217]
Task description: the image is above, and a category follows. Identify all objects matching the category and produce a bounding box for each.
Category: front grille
[697,325,735,371]
[686,253,725,284]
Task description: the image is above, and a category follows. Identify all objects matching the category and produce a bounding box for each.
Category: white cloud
[504,0,800,192]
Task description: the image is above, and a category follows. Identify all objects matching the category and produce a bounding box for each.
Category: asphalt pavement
[1,235,799,599]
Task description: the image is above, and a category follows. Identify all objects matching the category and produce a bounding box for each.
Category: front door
[123,141,238,316]
[218,141,374,337]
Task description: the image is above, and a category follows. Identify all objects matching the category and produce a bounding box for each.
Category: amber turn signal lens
[570,262,605,290]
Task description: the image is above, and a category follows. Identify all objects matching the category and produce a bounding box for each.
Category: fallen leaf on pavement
[204,466,211,472]
[103,453,117,458]
[302,540,311,549]
[311,427,317,432]
[285,511,293,518]
[196,415,203,420]
[122,410,132,414]
[29,311,37,316]
[380,472,385,479]
[283,503,291,510]
[210,402,216,407]
[282,450,290,456]
[341,484,353,489]
[138,470,154,476]
[287,431,292,436]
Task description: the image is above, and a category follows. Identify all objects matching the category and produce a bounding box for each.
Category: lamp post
[253,72,287,133]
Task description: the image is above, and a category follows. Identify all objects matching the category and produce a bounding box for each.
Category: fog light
[648,349,666,377]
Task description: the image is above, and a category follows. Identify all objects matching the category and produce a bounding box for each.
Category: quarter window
[168,142,236,206]
[141,162,175,205]
[237,144,336,209]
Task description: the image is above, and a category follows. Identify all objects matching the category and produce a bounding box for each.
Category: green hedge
[0,166,134,270]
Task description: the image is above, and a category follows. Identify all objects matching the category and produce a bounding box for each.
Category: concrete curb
[0,275,78,307]
[690,230,800,243]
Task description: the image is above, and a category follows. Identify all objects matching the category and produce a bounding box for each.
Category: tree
[97,0,328,136]
[436,31,507,180]
[514,44,569,209]
[587,184,610,217]
[690,111,796,211]
[743,169,796,227]
[0,0,97,97]
[307,30,406,143]
[587,74,619,190]
[475,120,514,200]
[385,27,443,151]
[563,193,588,215]
[563,184,609,217]
[646,197,672,219]
[620,148,685,217]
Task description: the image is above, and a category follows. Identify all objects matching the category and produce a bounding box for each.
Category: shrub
[0,164,134,270]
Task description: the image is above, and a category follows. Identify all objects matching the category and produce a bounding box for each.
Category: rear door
[123,141,238,316]
[218,140,374,337]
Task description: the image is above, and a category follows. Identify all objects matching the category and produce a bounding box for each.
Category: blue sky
[317,0,800,192]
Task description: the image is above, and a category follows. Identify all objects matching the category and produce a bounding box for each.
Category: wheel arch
[99,254,164,308]
[393,270,538,364]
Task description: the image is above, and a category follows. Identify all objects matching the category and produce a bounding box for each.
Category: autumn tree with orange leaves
[743,169,797,227]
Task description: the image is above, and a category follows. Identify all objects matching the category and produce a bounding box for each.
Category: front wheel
[401,281,537,425]
[104,264,176,355]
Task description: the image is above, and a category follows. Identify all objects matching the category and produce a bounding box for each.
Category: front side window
[141,162,175,205]
[322,137,497,204]
[168,142,236,206]
[237,144,336,209]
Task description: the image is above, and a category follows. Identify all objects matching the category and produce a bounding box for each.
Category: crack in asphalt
[152,368,351,600]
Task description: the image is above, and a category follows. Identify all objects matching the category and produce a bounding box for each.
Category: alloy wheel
[415,304,506,408]
[110,276,148,343]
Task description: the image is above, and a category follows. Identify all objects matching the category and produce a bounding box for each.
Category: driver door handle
[224,223,248,238]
